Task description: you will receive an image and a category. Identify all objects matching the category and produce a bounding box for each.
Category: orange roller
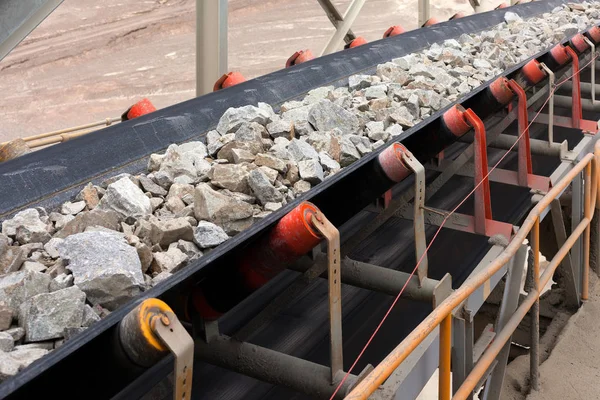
[422,17,440,27]
[495,3,509,9]
[345,36,368,49]
[449,12,466,20]
[442,105,471,137]
[549,44,570,66]
[383,25,405,38]
[122,98,156,121]
[571,33,590,53]
[377,143,412,183]
[286,49,314,67]
[238,202,322,290]
[586,26,600,43]
[522,59,547,85]
[213,71,246,91]
[489,77,514,105]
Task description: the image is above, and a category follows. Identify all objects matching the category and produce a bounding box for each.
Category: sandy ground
[526,274,600,400]
[0,0,504,141]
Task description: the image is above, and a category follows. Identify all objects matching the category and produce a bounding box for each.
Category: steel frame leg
[482,245,527,400]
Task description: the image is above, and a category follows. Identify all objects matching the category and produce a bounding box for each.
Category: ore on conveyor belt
[0,0,598,398]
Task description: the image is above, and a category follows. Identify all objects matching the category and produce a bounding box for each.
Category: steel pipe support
[194,335,358,399]
[458,134,565,157]
[290,256,452,305]
[555,95,600,112]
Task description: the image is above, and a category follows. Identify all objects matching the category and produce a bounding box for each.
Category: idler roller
[345,36,368,49]
[214,71,246,91]
[121,98,156,121]
[571,33,590,54]
[286,50,314,67]
[585,26,600,43]
[383,25,405,38]
[537,44,570,71]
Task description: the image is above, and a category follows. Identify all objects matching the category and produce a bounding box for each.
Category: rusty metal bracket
[310,212,343,383]
[153,311,194,400]
[400,150,429,285]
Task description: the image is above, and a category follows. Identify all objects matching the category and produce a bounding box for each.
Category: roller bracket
[400,149,429,285]
[153,311,194,400]
[310,211,343,383]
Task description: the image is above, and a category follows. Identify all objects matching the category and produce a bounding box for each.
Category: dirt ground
[0,0,505,141]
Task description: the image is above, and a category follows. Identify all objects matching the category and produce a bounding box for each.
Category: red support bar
[564,46,583,129]
[462,109,492,235]
[507,80,533,186]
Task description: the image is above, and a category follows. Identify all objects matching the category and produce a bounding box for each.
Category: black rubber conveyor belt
[0,0,588,398]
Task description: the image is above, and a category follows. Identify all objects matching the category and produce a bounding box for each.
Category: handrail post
[439,314,452,400]
[583,163,592,300]
[530,218,540,391]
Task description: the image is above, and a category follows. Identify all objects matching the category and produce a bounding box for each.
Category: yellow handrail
[344,141,600,400]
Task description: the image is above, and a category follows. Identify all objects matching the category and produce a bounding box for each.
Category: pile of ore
[0,3,598,380]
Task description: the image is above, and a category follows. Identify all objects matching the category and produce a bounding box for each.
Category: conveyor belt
[0,1,593,398]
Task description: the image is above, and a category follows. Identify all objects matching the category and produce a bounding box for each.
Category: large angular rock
[193,184,254,235]
[153,218,193,247]
[0,352,20,381]
[298,160,324,184]
[54,209,122,238]
[2,209,50,245]
[216,104,273,134]
[210,164,251,194]
[151,247,188,274]
[267,119,294,139]
[18,286,86,342]
[157,144,198,185]
[139,175,168,197]
[287,139,319,162]
[0,332,13,352]
[0,303,12,331]
[0,234,24,274]
[308,100,359,136]
[0,271,51,312]
[76,183,101,210]
[339,137,361,167]
[57,231,144,310]
[97,178,151,220]
[254,153,287,173]
[248,170,284,206]
[7,346,49,369]
[193,221,229,249]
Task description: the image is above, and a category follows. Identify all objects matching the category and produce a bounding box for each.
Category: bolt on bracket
[153,311,195,400]
[310,211,343,383]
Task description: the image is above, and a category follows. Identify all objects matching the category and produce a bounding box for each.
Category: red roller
[495,3,509,9]
[587,26,600,43]
[443,105,471,137]
[383,25,405,38]
[123,98,156,121]
[286,50,314,67]
[571,33,589,53]
[422,17,440,27]
[489,77,515,105]
[449,12,466,20]
[213,72,246,91]
[550,44,570,66]
[345,36,368,49]
[522,59,547,85]
[238,202,322,290]
[377,143,412,183]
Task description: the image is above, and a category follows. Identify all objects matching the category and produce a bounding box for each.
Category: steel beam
[196,0,228,96]
[316,0,356,44]
[418,0,431,27]
[194,335,358,399]
[0,0,63,62]
[320,0,366,56]
[550,199,580,307]
[482,245,527,400]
